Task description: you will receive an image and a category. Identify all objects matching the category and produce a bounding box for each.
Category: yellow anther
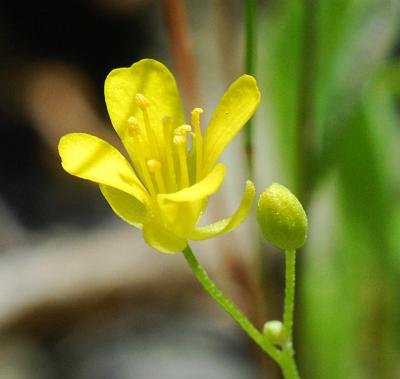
[127,116,141,136]
[135,93,150,108]
[128,116,139,125]
[175,124,192,134]
[173,134,186,145]
[192,107,204,117]
[147,159,162,173]
[147,159,166,193]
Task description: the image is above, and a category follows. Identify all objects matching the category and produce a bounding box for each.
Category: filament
[162,117,178,192]
[174,133,189,188]
[191,108,204,181]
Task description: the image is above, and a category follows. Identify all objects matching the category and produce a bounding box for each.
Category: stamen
[147,159,161,173]
[175,124,192,134]
[126,116,156,196]
[174,124,191,155]
[137,157,156,195]
[135,93,161,160]
[162,117,178,192]
[127,116,141,136]
[173,134,186,145]
[128,116,139,125]
[135,93,150,108]
[191,108,204,181]
[173,133,189,188]
[147,159,166,193]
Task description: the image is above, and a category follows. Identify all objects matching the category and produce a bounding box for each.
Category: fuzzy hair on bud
[257,183,308,250]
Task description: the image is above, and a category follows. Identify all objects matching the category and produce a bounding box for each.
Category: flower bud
[263,320,286,346]
[257,183,308,250]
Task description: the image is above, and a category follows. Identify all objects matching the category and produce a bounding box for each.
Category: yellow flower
[58,59,260,253]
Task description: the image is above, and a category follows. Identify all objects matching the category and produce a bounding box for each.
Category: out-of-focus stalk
[162,0,200,111]
[296,0,317,207]
[244,0,257,176]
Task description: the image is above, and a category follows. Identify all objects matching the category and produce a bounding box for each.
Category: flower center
[127,93,204,196]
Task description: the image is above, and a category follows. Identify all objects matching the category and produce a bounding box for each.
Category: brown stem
[162,0,200,111]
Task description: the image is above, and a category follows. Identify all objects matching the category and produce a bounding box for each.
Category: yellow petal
[59,133,149,205]
[158,163,226,203]
[156,164,226,238]
[143,215,187,254]
[100,184,148,229]
[203,75,260,174]
[190,180,255,240]
[104,59,185,159]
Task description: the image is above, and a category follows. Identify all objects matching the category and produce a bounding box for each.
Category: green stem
[182,245,281,362]
[281,349,301,379]
[283,249,296,342]
[244,0,257,175]
[280,249,300,379]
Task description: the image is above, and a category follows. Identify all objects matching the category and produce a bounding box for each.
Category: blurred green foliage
[261,0,400,377]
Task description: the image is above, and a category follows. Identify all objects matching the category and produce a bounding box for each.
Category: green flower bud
[257,183,308,250]
[263,320,286,346]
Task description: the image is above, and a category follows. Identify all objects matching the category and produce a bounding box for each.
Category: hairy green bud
[257,183,308,250]
[263,320,286,346]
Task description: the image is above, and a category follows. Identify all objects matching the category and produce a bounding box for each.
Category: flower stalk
[283,249,296,344]
[281,249,301,379]
[182,244,281,362]
[183,244,302,378]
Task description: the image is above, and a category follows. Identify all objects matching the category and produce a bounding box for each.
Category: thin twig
[162,0,200,111]
[244,0,257,177]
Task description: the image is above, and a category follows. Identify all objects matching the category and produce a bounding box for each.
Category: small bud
[263,320,286,346]
[257,183,308,250]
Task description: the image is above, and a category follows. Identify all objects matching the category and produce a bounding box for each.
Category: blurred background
[0,0,399,378]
